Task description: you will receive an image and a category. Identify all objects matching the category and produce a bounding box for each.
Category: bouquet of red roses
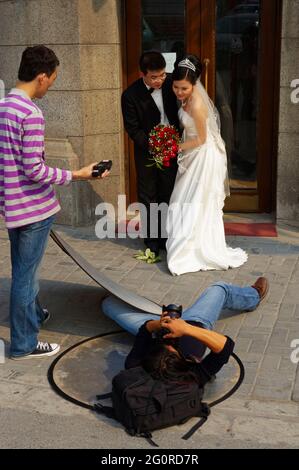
[148,124,180,169]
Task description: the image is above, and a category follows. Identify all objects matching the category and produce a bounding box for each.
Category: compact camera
[92,160,113,177]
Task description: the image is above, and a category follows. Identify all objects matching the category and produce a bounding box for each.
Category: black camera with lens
[155,304,183,346]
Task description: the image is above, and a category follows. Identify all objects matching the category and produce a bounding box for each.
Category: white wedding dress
[166,82,248,276]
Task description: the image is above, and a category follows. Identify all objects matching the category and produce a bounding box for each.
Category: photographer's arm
[161,317,235,382]
[125,320,160,369]
[161,318,226,353]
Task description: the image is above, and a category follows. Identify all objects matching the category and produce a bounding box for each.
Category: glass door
[215,0,281,211]
[124,0,186,203]
[142,0,185,61]
[216,0,260,209]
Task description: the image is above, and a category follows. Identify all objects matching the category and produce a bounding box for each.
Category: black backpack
[94,354,244,447]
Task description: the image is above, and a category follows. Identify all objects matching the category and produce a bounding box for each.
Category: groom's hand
[72,162,110,180]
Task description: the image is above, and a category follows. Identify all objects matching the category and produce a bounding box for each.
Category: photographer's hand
[160,317,189,338]
[72,162,110,180]
[145,320,162,333]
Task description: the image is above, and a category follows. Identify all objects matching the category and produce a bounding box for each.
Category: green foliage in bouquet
[134,249,161,264]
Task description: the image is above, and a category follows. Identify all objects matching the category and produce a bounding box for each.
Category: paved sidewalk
[0,218,299,449]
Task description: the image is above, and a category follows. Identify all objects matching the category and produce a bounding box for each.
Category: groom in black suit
[121,51,179,255]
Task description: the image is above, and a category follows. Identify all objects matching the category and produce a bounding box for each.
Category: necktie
[149,88,155,94]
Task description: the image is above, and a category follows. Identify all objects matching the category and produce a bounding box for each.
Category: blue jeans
[102,281,260,336]
[8,216,54,357]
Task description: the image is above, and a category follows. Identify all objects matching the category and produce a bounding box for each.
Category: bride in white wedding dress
[166,55,247,276]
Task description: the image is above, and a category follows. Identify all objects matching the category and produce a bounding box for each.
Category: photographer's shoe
[252,277,269,305]
[11,341,60,360]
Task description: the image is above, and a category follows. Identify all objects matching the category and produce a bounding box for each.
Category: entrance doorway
[123,0,281,212]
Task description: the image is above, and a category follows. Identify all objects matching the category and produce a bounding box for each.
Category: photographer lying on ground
[102,277,269,384]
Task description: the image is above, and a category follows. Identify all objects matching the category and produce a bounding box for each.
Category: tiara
[178,58,196,72]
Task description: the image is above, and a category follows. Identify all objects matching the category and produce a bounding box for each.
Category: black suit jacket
[121,76,179,159]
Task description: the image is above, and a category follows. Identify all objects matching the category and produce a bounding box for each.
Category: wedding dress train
[166,83,248,276]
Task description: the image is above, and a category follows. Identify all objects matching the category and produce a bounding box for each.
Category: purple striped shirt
[0,89,72,228]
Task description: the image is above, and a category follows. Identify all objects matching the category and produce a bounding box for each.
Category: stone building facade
[278,0,299,227]
[0,0,124,226]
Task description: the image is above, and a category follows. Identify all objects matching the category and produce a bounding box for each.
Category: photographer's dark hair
[172,54,203,85]
[139,51,166,74]
[141,341,199,383]
[18,46,60,82]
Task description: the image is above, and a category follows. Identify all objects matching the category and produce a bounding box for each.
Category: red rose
[148,124,180,169]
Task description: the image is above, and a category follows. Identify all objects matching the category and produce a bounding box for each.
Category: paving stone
[233,384,254,397]
[253,382,294,401]
[265,345,295,358]
[292,366,299,402]
[249,339,268,354]
[238,327,271,339]
[231,415,299,446]
[243,313,263,328]
[284,283,299,303]
[259,354,281,371]
[233,337,252,353]
[258,315,278,329]
[237,351,263,366]
[278,357,298,374]
[269,327,290,344]
[279,306,296,321]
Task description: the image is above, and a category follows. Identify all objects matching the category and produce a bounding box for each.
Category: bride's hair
[172,54,202,85]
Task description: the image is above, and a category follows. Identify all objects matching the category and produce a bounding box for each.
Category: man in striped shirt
[0,46,110,360]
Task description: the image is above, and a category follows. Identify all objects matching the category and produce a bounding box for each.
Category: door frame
[123,0,282,213]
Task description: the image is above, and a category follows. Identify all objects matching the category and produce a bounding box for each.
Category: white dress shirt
[144,81,169,126]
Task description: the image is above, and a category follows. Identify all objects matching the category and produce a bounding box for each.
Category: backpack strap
[96,392,112,400]
[127,430,159,448]
[143,433,159,448]
[209,352,245,408]
[182,402,210,440]
[182,416,208,440]
[182,352,245,441]
[93,402,115,419]
[135,379,162,448]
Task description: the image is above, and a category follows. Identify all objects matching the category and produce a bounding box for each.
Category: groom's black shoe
[159,238,167,251]
[145,241,159,256]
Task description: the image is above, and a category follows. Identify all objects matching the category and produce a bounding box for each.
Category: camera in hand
[92,160,112,177]
[162,304,182,319]
[155,303,183,346]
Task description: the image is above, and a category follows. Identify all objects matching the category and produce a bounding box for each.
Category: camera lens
[162,304,182,319]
